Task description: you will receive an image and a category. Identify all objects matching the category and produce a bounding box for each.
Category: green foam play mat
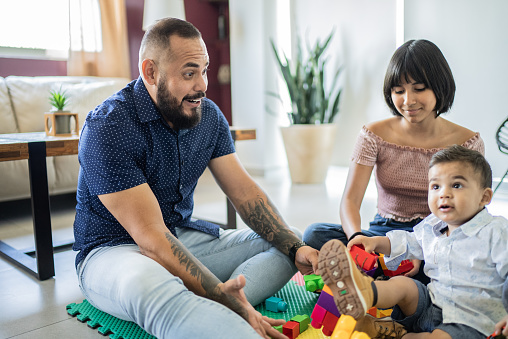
[66,273,330,338]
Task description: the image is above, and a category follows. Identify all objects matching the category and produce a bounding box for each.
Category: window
[0,0,102,60]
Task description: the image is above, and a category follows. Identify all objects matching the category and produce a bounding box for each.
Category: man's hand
[295,246,319,275]
[220,275,288,339]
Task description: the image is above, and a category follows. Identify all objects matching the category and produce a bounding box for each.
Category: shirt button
[180,185,183,189]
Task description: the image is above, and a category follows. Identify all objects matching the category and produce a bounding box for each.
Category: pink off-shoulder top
[351,126,484,221]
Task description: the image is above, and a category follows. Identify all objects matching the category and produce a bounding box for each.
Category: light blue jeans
[76,226,300,339]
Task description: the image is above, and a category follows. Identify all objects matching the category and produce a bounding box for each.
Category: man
[73,18,319,339]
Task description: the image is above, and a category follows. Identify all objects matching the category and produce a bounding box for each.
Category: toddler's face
[428,161,491,230]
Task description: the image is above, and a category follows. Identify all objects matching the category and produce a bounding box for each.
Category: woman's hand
[220,275,288,339]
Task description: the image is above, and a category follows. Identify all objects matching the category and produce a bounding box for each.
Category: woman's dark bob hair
[383,39,455,117]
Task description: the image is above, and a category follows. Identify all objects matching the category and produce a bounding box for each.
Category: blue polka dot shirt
[73,77,235,266]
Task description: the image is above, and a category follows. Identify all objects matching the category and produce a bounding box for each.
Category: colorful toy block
[331,314,356,339]
[310,303,327,329]
[350,245,378,271]
[322,311,339,336]
[265,296,288,312]
[378,255,414,277]
[367,306,393,318]
[274,324,283,333]
[304,274,325,292]
[282,321,299,339]
[316,286,341,318]
[290,315,310,333]
[486,326,506,339]
[384,259,414,277]
[350,331,370,339]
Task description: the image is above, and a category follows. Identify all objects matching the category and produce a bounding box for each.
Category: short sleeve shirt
[351,127,484,221]
[73,77,235,266]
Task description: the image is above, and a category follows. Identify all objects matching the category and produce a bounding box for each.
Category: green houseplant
[49,87,69,112]
[45,86,78,136]
[270,31,343,184]
[270,30,342,125]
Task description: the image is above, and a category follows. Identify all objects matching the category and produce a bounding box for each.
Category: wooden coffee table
[0,128,255,280]
[0,132,79,280]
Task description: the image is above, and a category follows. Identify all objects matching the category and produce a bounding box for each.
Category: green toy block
[274,324,283,333]
[290,314,310,333]
[303,274,324,292]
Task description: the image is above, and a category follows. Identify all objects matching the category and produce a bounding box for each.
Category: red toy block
[383,259,414,277]
[322,311,339,336]
[350,245,378,271]
[310,303,327,329]
[282,320,300,339]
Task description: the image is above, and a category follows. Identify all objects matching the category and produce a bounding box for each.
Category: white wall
[229,0,288,174]
[230,0,508,181]
[403,0,508,181]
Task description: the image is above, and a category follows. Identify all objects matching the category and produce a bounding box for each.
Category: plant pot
[44,111,79,136]
[280,124,337,184]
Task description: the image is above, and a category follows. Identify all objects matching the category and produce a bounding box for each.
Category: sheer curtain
[67,0,131,78]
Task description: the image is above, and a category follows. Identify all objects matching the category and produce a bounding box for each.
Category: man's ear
[481,187,494,206]
[141,59,157,86]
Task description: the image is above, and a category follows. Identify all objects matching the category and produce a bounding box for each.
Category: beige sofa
[0,75,131,202]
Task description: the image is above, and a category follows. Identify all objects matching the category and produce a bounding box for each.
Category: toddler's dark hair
[429,145,492,189]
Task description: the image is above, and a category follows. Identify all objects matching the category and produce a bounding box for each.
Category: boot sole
[318,240,368,320]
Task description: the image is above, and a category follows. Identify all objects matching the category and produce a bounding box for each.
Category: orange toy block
[367,306,393,318]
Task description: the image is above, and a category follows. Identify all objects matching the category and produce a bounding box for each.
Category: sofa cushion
[5,76,129,133]
[61,80,128,130]
[0,77,19,133]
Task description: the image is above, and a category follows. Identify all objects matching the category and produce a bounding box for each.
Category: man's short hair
[139,17,201,66]
[383,39,456,117]
[429,145,492,189]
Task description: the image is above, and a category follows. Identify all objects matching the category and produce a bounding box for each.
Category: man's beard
[156,76,204,130]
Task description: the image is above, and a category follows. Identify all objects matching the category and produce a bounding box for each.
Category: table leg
[28,141,55,280]
[0,142,55,280]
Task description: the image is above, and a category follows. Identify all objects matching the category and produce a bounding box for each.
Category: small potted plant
[269,30,344,184]
[45,86,78,136]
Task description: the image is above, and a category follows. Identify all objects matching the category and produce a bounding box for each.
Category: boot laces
[374,321,406,339]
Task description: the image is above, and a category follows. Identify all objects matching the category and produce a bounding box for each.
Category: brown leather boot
[355,314,407,339]
[318,239,374,319]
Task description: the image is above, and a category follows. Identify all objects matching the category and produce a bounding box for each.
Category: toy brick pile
[267,245,414,339]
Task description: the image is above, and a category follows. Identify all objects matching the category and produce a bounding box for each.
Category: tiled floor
[0,166,507,339]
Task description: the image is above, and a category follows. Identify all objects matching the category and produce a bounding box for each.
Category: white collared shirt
[385,208,508,336]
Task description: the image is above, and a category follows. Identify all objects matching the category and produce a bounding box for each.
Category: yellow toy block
[350,331,370,339]
[330,314,356,339]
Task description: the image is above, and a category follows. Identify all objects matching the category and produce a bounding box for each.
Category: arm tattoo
[164,232,249,320]
[237,196,299,255]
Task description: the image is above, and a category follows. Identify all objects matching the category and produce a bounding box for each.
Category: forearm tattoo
[238,196,299,255]
[164,232,249,320]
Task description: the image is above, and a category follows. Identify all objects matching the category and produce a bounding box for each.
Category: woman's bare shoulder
[441,118,477,142]
[365,117,398,139]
